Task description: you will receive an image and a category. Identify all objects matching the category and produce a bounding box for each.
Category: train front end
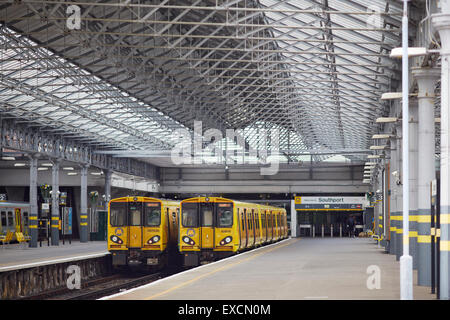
[108,196,177,270]
[179,197,237,267]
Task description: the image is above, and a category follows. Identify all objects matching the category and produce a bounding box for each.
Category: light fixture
[14,163,26,167]
[370,146,387,150]
[365,162,377,166]
[90,171,103,176]
[381,92,403,100]
[435,118,441,123]
[67,172,78,176]
[376,117,399,123]
[2,156,15,161]
[37,167,48,171]
[390,47,428,58]
[368,155,384,159]
[42,163,53,167]
[372,134,394,139]
[63,167,74,171]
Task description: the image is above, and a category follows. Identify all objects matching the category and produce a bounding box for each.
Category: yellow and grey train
[179,197,288,267]
[107,196,180,270]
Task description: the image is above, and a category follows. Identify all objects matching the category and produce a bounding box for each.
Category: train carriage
[108,196,180,270]
[0,201,31,240]
[179,197,288,267]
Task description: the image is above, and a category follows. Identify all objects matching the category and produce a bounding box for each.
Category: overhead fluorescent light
[376,117,398,123]
[67,172,78,176]
[37,167,48,171]
[14,163,26,167]
[2,156,15,161]
[368,155,384,159]
[41,163,53,167]
[390,47,428,58]
[372,134,394,139]
[370,146,387,150]
[63,167,74,171]
[381,92,403,100]
[365,162,377,167]
[90,172,103,176]
[435,118,441,123]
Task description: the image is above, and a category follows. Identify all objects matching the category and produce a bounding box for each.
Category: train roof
[0,201,31,207]
[181,197,285,212]
[109,196,180,206]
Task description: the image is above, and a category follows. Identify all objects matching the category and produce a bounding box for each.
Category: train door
[243,208,249,248]
[165,208,170,245]
[262,212,267,242]
[128,202,142,248]
[268,212,273,241]
[255,210,261,245]
[200,202,214,249]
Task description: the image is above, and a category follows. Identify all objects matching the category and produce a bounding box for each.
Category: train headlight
[220,236,232,245]
[110,235,123,244]
[147,235,160,244]
[183,236,195,245]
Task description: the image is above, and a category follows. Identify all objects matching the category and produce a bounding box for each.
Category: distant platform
[102,238,433,300]
[0,241,108,272]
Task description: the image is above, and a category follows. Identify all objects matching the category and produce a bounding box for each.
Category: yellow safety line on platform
[144,238,300,300]
[441,241,450,251]
[441,214,450,224]
[417,235,431,243]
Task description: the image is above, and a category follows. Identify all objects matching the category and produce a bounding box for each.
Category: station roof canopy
[0,0,403,166]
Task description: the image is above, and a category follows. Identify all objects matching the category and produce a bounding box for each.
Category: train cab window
[129,203,142,226]
[144,203,161,226]
[216,203,233,227]
[1,211,6,228]
[23,211,29,226]
[182,203,198,227]
[201,203,214,227]
[7,211,13,227]
[110,202,127,226]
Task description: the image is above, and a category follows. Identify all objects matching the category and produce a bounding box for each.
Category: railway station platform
[0,241,110,299]
[0,241,108,272]
[102,238,433,300]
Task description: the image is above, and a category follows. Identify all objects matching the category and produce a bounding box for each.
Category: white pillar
[432,2,450,299]
[290,200,297,237]
[409,99,419,269]
[51,159,61,245]
[413,67,440,286]
[390,138,398,255]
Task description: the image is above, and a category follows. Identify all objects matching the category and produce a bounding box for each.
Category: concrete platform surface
[102,238,434,300]
[0,241,108,272]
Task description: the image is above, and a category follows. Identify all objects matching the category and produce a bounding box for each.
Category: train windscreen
[129,202,142,226]
[110,202,127,226]
[144,202,161,226]
[216,203,233,227]
[182,202,198,227]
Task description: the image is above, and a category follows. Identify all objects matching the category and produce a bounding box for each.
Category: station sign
[294,196,367,211]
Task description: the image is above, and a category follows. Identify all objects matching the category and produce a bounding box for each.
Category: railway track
[21,271,167,300]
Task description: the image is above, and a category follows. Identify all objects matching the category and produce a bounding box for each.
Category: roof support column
[413,68,440,286]
[409,99,419,270]
[396,124,403,261]
[432,4,450,299]
[104,169,112,211]
[290,199,298,238]
[389,138,397,255]
[79,164,89,243]
[51,159,61,246]
[28,155,38,248]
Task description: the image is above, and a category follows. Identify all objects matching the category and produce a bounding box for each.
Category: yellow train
[107,196,180,270]
[179,197,288,267]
